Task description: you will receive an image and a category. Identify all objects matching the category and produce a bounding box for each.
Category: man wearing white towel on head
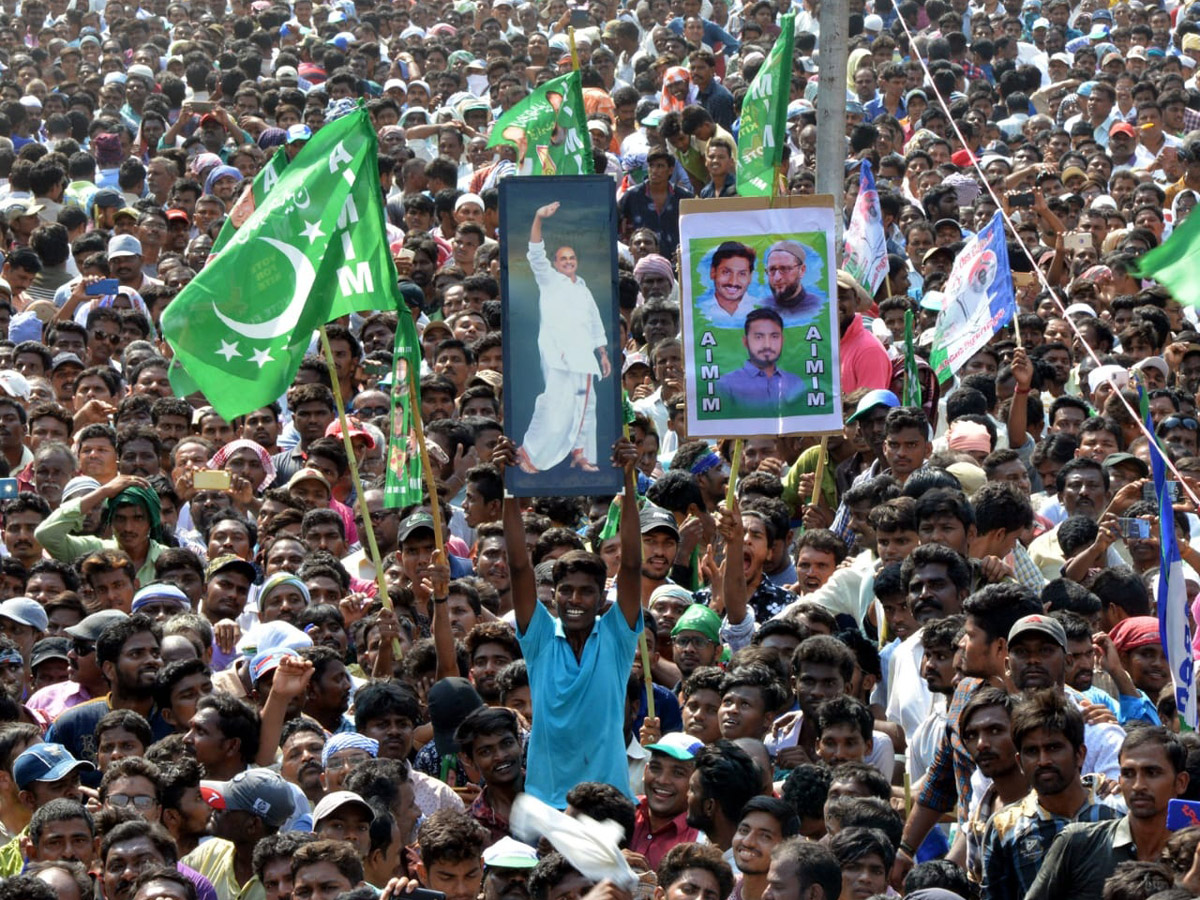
[516,202,612,475]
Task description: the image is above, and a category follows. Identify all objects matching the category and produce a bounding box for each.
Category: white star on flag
[251,347,275,368]
[216,340,241,362]
[301,220,325,243]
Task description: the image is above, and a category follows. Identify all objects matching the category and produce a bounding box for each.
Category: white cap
[1087,364,1129,393]
[1063,302,1097,319]
[384,78,407,92]
[863,13,883,30]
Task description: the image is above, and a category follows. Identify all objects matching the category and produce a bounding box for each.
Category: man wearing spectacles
[99,758,162,823]
[762,240,826,324]
[1157,414,1200,457]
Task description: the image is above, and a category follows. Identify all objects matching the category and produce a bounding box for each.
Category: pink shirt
[26,680,91,720]
[840,314,893,394]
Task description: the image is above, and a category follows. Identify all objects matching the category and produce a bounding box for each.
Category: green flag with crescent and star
[486,70,593,176]
[163,108,399,420]
[208,148,290,256]
[737,11,795,196]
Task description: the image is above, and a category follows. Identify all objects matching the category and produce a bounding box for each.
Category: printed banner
[500,176,622,496]
[842,159,888,297]
[679,196,843,438]
[929,211,1015,383]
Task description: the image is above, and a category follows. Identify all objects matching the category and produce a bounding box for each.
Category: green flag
[737,12,795,197]
[1132,205,1200,306]
[209,148,289,256]
[903,310,922,408]
[163,108,399,420]
[384,309,424,509]
[486,71,593,175]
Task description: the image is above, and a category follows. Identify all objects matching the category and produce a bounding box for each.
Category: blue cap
[847,389,901,422]
[286,123,312,143]
[13,743,94,789]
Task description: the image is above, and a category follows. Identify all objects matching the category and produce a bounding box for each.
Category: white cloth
[886,629,933,737]
[907,694,948,780]
[520,240,609,470]
[511,794,638,891]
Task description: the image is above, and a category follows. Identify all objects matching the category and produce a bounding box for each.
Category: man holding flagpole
[516,202,612,475]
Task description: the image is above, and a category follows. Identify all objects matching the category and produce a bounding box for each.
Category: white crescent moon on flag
[212,237,316,340]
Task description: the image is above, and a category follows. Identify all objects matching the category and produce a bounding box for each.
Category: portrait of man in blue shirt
[714,307,804,413]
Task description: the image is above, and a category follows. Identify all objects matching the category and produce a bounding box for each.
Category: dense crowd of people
[0,1,1198,900]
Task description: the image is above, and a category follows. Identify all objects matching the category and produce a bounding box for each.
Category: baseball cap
[275,65,299,82]
[286,468,330,493]
[428,677,484,755]
[30,636,69,670]
[1,197,44,217]
[65,609,128,642]
[14,743,94,789]
[1128,45,1147,60]
[165,208,189,224]
[251,648,298,684]
[91,188,123,210]
[1102,452,1150,478]
[201,769,295,828]
[622,352,651,375]
[645,732,704,761]
[50,352,84,373]
[384,78,407,92]
[312,791,375,825]
[923,246,954,264]
[113,207,140,223]
[398,511,436,543]
[131,583,190,615]
[1007,613,1067,649]
[205,554,257,582]
[847,389,900,423]
[483,837,539,869]
[107,234,143,259]
[0,597,48,631]
[639,504,679,538]
[1134,356,1168,380]
[1110,122,1136,138]
[325,417,376,449]
[286,123,312,143]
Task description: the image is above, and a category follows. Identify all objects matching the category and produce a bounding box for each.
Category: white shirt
[886,629,934,737]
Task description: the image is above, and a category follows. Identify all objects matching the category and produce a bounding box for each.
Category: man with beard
[768,636,857,770]
[893,585,1042,886]
[456,706,525,846]
[342,484,400,585]
[184,693,260,782]
[959,688,1029,884]
[1026,727,1188,900]
[182,768,294,900]
[45,614,171,782]
[270,384,337,487]
[885,544,972,737]
[686,739,760,857]
[760,241,826,324]
[982,690,1123,900]
[495,434,643,806]
[2,495,48,574]
[732,796,800,900]
[696,241,756,328]
[638,505,680,605]
[670,606,722,682]
[481,837,538,900]
[279,719,326,807]
[297,646,352,733]
[714,309,805,414]
[631,732,702,868]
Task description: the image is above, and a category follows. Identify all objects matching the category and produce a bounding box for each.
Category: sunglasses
[1161,416,1199,431]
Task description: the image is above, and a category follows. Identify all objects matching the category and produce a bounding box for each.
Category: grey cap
[64,609,128,642]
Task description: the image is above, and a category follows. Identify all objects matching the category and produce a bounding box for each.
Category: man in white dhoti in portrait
[515,201,611,474]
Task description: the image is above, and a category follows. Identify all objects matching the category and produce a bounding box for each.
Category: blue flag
[929,212,1016,383]
[1143,387,1197,729]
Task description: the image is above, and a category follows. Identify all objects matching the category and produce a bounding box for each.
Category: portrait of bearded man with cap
[759,240,827,324]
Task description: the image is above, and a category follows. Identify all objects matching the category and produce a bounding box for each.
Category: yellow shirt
[182,838,265,900]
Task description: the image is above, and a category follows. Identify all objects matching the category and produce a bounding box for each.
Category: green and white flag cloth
[736,11,795,196]
[486,70,593,176]
[209,148,289,256]
[384,308,424,509]
[163,108,399,419]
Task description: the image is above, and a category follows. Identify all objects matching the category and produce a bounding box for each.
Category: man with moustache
[760,241,826,324]
[631,732,701,869]
[982,690,1123,900]
[481,837,538,900]
[893,586,1041,885]
[1026,728,1189,900]
[455,706,525,847]
[731,796,800,900]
